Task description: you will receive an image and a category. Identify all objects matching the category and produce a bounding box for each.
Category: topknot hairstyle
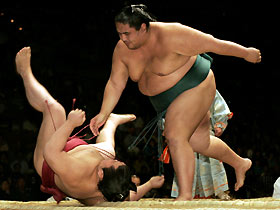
[114,4,157,30]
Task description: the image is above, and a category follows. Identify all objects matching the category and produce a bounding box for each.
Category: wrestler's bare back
[54,146,104,199]
[114,22,200,96]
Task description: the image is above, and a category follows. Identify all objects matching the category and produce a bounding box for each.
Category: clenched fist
[67,109,86,127]
[245,47,261,63]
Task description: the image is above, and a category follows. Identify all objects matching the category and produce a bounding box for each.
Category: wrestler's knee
[189,134,210,154]
[43,100,65,117]
[164,128,188,149]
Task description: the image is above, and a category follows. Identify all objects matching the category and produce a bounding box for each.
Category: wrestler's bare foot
[108,113,136,126]
[234,158,252,191]
[15,46,57,112]
[15,46,32,77]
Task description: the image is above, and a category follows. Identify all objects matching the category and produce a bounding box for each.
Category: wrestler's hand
[244,47,261,63]
[67,109,86,127]
[214,127,223,137]
[149,175,165,189]
[90,113,108,136]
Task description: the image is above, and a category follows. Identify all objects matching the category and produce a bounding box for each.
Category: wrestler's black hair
[97,165,137,202]
[114,4,157,30]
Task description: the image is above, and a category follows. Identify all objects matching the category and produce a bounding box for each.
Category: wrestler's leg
[164,71,216,200]
[165,71,251,200]
[187,85,251,192]
[190,121,252,192]
[92,114,136,158]
[16,47,66,177]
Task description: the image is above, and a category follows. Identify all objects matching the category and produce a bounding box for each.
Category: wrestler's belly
[138,56,197,96]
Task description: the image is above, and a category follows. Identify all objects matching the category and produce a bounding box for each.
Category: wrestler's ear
[140,23,147,32]
[98,168,104,180]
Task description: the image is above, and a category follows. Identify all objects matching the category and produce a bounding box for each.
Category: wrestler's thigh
[164,71,215,141]
[34,102,66,177]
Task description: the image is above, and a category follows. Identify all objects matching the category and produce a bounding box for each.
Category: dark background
[0,0,278,201]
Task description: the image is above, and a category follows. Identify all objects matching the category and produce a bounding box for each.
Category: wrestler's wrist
[243,48,251,60]
[65,119,78,128]
[99,112,110,120]
[147,179,154,189]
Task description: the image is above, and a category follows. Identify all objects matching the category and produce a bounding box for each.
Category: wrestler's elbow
[43,147,68,177]
[43,146,52,163]
[43,142,59,164]
[203,35,222,53]
[108,78,126,95]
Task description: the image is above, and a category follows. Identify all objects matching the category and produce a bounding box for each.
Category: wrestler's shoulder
[114,40,128,53]
[78,195,105,206]
[152,22,187,30]
[113,41,134,60]
[156,22,198,36]
[152,22,194,41]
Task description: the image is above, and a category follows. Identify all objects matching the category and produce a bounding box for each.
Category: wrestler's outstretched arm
[130,175,165,201]
[90,44,129,136]
[167,23,261,63]
[43,109,85,176]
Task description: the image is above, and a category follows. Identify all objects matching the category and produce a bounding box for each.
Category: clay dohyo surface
[1,198,280,210]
